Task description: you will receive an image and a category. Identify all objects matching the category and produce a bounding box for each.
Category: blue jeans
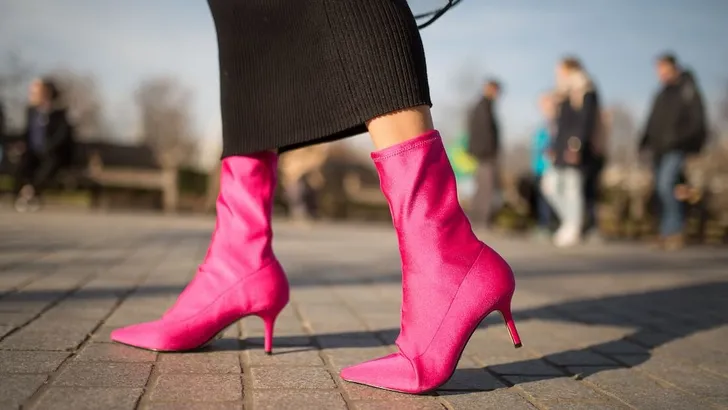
[655,152,685,236]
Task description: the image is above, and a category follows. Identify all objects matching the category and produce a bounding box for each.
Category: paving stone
[0,328,91,351]
[338,377,440,401]
[591,339,650,355]
[252,390,347,410]
[251,366,336,389]
[54,362,152,388]
[350,400,446,409]
[89,326,116,343]
[487,358,565,376]
[3,211,728,409]
[438,367,505,391]
[584,368,714,410]
[149,374,242,402]
[245,346,324,366]
[439,389,537,409]
[75,343,157,362]
[34,387,143,410]
[635,357,728,402]
[0,312,37,326]
[142,403,243,410]
[157,352,240,373]
[506,376,619,406]
[0,374,47,409]
[0,325,13,339]
[0,351,69,373]
[546,350,619,367]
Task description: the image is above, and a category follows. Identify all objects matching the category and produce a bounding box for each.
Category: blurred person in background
[0,100,5,166]
[279,144,329,224]
[467,79,502,230]
[541,57,601,247]
[13,78,74,212]
[111,1,523,394]
[530,92,556,240]
[582,106,609,242]
[639,53,707,250]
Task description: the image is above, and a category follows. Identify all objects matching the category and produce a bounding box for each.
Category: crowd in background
[466,52,708,249]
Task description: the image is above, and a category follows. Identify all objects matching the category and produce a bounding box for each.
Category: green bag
[445,132,477,181]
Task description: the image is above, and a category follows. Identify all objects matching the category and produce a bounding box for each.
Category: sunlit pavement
[1,210,726,409]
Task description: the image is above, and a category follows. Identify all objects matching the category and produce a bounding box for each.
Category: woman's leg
[340,106,521,394]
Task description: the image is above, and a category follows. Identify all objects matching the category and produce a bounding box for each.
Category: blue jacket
[531,125,552,176]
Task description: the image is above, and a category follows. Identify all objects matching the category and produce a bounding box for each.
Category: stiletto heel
[499,304,522,348]
[260,311,279,355]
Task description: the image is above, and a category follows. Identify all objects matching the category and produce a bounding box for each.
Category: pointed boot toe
[110,321,167,351]
[341,353,420,393]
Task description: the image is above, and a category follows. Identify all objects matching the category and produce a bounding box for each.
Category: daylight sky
[2,0,727,156]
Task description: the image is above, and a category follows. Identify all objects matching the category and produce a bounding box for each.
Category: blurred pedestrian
[466,79,502,229]
[639,53,707,250]
[13,78,75,212]
[531,93,556,239]
[279,144,329,224]
[111,1,524,394]
[0,100,5,166]
[582,108,609,242]
[541,57,601,247]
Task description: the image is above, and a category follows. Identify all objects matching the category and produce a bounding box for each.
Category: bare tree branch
[135,77,198,168]
[48,69,107,140]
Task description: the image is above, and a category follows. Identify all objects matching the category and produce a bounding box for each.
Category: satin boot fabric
[340,131,520,393]
[111,152,289,352]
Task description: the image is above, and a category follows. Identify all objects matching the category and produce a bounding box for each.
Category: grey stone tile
[0,374,47,409]
[157,352,240,374]
[34,387,143,410]
[338,378,440,401]
[75,343,157,362]
[487,359,565,376]
[350,400,446,410]
[0,351,69,373]
[252,390,347,410]
[635,357,728,402]
[245,346,323,366]
[149,374,242,402]
[251,367,335,389]
[440,389,537,410]
[0,325,12,338]
[0,328,91,351]
[438,367,505,391]
[546,350,619,367]
[54,362,152,388]
[142,403,243,410]
[506,376,618,406]
[584,368,714,410]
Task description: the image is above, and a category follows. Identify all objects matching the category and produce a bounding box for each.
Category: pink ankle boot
[340,131,521,393]
[111,152,289,352]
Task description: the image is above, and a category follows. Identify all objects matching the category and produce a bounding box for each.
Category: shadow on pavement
[226,282,727,393]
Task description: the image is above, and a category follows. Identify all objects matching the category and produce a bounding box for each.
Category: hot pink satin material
[340,131,517,393]
[111,152,289,351]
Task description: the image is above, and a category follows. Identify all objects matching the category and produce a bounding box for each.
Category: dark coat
[23,106,75,164]
[466,97,500,161]
[640,71,707,157]
[552,90,600,168]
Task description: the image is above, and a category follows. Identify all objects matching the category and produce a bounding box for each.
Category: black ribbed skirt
[207,0,431,157]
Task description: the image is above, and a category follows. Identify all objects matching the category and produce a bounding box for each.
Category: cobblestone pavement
[0,210,727,410]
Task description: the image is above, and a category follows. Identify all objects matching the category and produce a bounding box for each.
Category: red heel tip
[514,342,522,349]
